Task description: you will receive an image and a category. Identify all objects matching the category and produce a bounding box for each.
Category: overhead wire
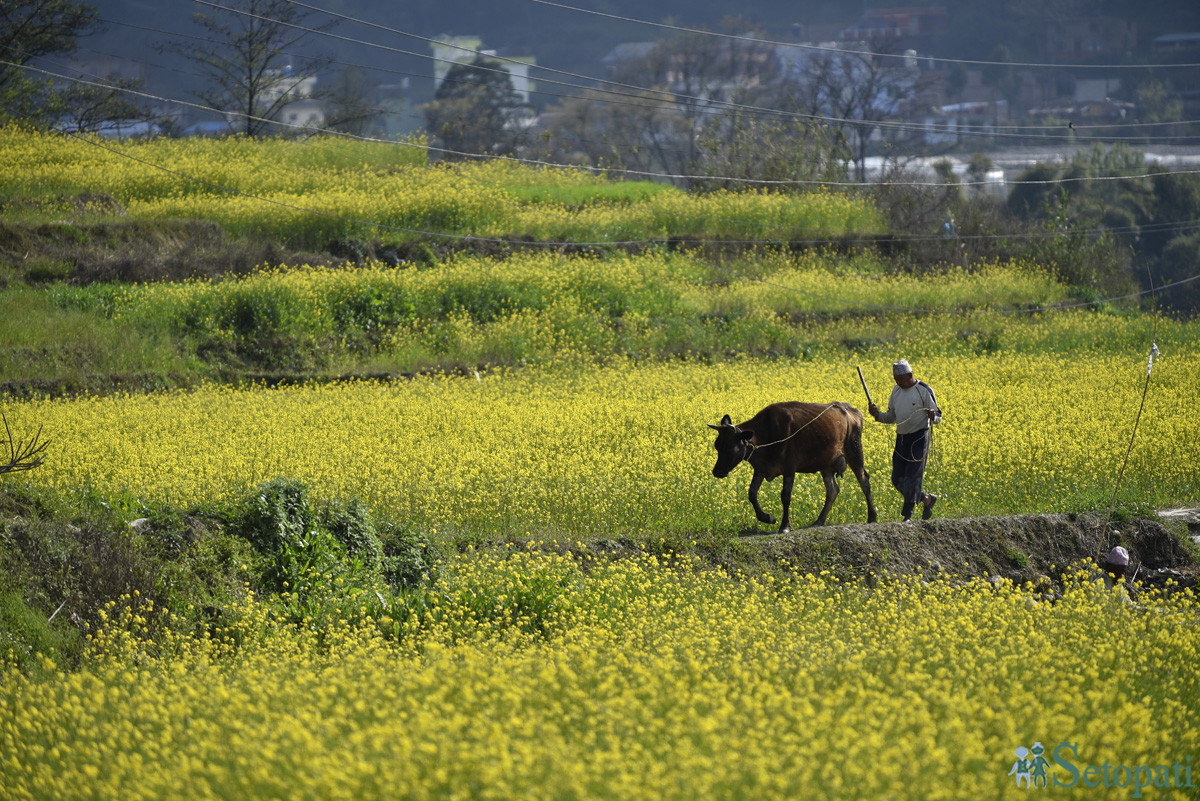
[10,4,1200,308]
[20,54,1200,193]
[239,1,1200,146]
[14,49,1200,248]
[61,4,1200,170]
[44,125,1200,319]
[88,13,1200,152]
[30,2,1200,153]
[15,52,1200,230]
[526,0,1200,72]
[89,16,706,159]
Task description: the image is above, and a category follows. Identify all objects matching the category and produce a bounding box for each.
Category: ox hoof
[778,526,790,534]
[757,514,776,526]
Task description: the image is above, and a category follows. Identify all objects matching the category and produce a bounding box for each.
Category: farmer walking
[869,359,941,521]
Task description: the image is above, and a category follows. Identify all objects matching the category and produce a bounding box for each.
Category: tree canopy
[424,56,530,159]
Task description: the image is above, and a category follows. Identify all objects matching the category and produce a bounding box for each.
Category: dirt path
[715,511,1199,591]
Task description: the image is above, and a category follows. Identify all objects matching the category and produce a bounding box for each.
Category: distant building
[259,70,322,132]
[430,35,536,103]
[1040,17,1135,62]
[840,7,948,51]
[431,35,485,87]
[1153,32,1200,54]
[279,98,324,131]
[922,100,1008,146]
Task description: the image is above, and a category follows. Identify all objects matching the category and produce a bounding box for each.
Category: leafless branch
[1,413,49,474]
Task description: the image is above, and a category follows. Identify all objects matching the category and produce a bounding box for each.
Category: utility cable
[17,97,1200,266]
[90,14,1200,147]
[20,56,1200,191]
[18,126,1200,319]
[526,0,1200,72]
[213,1,1200,147]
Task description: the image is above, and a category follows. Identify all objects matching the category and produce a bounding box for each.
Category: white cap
[1107,546,1129,566]
[893,359,912,376]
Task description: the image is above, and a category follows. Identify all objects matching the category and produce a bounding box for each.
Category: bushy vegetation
[0,477,436,673]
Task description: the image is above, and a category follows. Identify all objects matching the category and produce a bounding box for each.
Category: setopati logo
[1007,741,1195,797]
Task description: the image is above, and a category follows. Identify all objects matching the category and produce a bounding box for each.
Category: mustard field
[0,126,882,245]
[3,552,1198,801]
[4,126,1199,801]
[7,342,1197,537]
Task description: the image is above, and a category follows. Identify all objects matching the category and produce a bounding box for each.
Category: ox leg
[748,473,775,527]
[855,466,877,524]
[813,468,840,526]
[845,425,878,523]
[779,473,795,533]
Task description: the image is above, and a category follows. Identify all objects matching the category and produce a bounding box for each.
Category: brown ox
[709,401,877,532]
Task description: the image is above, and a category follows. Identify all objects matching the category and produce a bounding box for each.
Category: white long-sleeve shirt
[876,381,941,435]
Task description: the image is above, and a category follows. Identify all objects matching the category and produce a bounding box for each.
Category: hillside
[85,0,1200,104]
[1,128,1196,684]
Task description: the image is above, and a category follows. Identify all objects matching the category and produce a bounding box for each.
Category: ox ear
[739,430,755,442]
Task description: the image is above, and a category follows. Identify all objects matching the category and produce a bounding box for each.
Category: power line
[526,0,1200,72]
[19,55,1200,206]
[37,119,1200,266]
[93,14,724,150]
[28,3,1200,156]
[50,128,1200,317]
[249,1,1200,147]
[14,59,1200,194]
[12,9,1200,311]
[273,0,1194,141]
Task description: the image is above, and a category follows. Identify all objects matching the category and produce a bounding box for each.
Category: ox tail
[836,402,868,475]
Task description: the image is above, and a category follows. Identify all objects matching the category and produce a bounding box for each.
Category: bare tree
[788,39,927,182]
[0,1,154,134]
[161,0,334,137]
[323,66,377,137]
[624,22,782,185]
[53,74,151,134]
[1,413,49,474]
[537,19,782,185]
[693,110,850,193]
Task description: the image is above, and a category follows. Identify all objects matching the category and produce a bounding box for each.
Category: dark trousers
[892,429,930,518]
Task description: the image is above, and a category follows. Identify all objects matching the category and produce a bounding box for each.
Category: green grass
[0,288,204,388]
[2,247,1159,391]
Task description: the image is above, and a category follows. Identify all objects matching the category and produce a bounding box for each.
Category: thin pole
[1101,270,1160,543]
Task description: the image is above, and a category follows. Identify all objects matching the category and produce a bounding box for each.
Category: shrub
[379,518,436,588]
[0,587,78,674]
[320,497,383,574]
[237,478,394,609]
[241,477,315,556]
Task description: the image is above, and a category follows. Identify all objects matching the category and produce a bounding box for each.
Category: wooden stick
[856,366,874,407]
